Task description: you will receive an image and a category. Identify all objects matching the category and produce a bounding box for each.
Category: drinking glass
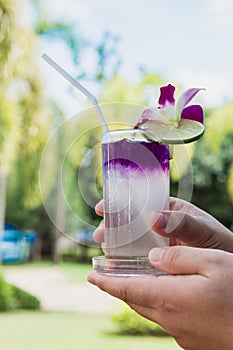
[93,129,170,275]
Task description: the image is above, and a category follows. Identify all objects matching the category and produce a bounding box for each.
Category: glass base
[92,256,167,276]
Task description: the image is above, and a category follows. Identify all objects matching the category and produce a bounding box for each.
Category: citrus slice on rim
[140,119,205,144]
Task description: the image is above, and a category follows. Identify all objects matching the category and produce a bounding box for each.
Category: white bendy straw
[42,53,109,132]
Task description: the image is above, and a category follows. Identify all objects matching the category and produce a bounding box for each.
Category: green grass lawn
[0,262,181,349]
[0,311,181,350]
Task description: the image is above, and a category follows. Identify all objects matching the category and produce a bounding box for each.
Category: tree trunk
[0,171,7,264]
[52,170,65,264]
[52,126,65,264]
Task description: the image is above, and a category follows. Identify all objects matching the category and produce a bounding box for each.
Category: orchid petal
[159,102,177,121]
[158,84,175,107]
[176,87,204,119]
[135,108,170,128]
[181,105,204,124]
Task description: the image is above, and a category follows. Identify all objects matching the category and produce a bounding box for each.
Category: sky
[38,0,233,116]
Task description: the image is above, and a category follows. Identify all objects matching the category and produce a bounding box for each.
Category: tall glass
[93,129,170,275]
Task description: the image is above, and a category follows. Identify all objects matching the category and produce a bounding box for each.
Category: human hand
[88,246,233,350]
[93,197,233,253]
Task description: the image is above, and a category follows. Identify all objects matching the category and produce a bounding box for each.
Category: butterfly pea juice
[94,129,170,275]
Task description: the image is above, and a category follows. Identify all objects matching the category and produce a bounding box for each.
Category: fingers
[169,197,194,212]
[93,220,104,243]
[87,273,166,307]
[149,245,230,276]
[169,197,208,218]
[87,261,206,310]
[95,197,233,251]
[169,197,186,211]
[149,210,200,239]
[149,209,233,251]
[149,210,219,248]
[93,200,104,243]
[88,248,233,312]
[95,200,103,216]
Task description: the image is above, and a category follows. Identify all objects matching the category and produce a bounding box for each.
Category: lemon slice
[140,119,205,144]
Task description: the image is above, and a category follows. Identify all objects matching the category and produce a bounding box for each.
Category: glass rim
[101,128,151,143]
[101,128,169,147]
[102,128,146,135]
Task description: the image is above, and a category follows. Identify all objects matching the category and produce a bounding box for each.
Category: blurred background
[0,0,232,349]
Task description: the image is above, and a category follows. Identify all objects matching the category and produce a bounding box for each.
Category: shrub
[112,305,169,336]
[0,275,14,311]
[0,275,40,311]
[11,285,41,310]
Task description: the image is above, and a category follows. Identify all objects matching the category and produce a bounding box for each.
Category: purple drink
[93,129,170,275]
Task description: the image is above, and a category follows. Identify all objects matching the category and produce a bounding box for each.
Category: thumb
[149,246,229,275]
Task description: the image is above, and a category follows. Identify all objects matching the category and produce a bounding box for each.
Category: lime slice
[140,119,205,144]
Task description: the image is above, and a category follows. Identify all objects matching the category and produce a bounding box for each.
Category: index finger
[87,273,157,307]
[87,272,186,309]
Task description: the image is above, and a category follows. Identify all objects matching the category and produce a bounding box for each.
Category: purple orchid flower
[136,84,204,128]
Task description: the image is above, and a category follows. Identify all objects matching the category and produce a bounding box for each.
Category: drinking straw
[42,53,109,132]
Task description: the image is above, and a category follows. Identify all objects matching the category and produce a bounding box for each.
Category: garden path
[4,266,122,314]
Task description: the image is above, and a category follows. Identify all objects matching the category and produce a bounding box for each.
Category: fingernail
[149,212,169,230]
[149,248,166,263]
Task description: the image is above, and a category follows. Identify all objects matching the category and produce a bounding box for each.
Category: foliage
[33,1,121,81]
[0,98,19,171]
[2,0,122,241]
[204,104,233,154]
[33,0,86,67]
[0,0,20,170]
[227,164,233,204]
[0,0,52,229]
[99,70,166,106]
[168,104,233,229]
[0,0,15,84]
[11,284,41,310]
[0,274,13,311]
[95,32,121,81]
[188,107,233,228]
[112,305,168,336]
[0,275,40,311]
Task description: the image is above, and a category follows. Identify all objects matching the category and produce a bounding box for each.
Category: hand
[88,246,233,350]
[93,197,233,252]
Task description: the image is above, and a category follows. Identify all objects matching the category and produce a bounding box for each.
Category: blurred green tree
[0,0,122,261]
[0,0,50,223]
[191,105,233,228]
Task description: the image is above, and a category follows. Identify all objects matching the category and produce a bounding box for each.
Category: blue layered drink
[93,129,170,275]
